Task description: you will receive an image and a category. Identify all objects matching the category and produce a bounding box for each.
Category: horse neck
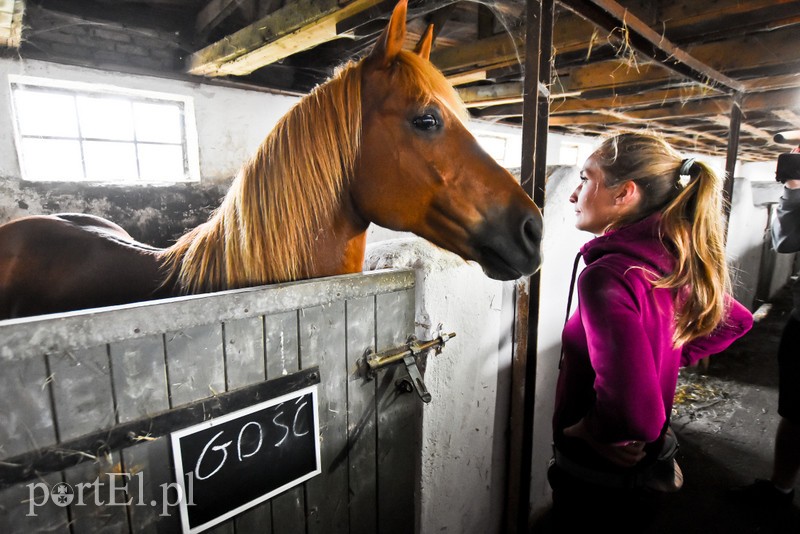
[163,63,364,294]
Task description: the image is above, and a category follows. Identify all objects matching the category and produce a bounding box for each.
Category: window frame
[8,74,201,184]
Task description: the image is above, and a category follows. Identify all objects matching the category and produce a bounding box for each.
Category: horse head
[350,0,543,280]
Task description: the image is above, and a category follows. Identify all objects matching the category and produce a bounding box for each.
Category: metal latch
[359,332,456,403]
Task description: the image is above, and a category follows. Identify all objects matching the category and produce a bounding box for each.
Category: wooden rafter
[189,0,385,77]
[710,115,775,144]
[772,109,800,128]
[196,0,250,38]
[558,0,745,92]
[0,0,24,48]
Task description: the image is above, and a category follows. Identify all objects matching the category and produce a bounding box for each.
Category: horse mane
[162,50,467,294]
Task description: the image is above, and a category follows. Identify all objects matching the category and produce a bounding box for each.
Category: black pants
[547,462,663,532]
[778,315,800,424]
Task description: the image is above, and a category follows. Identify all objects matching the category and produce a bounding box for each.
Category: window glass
[77,95,135,141]
[84,141,138,181]
[10,78,198,183]
[15,90,79,137]
[21,138,83,180]
[138,144,185,181]
[134,102,182,143]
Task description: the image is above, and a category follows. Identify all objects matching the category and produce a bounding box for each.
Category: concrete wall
[528,166,595,520]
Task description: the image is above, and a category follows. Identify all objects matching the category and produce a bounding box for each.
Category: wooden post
[724,91,744,237]
[508,0,553,532]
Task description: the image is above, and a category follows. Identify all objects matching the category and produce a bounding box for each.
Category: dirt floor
[532,279,800,534]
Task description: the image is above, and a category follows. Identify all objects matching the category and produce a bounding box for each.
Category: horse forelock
[394,50,469,123]
[165,61,363,293]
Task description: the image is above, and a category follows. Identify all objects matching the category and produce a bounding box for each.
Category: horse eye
[412,114,439,131]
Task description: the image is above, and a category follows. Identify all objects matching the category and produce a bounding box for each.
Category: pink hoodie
[554,213,753,465]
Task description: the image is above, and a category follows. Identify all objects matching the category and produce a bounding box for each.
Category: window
[9,76,199,183]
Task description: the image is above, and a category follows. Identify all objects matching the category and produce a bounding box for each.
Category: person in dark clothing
[729,145,800,511]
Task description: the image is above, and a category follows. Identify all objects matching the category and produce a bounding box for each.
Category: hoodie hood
[580,212,674,276]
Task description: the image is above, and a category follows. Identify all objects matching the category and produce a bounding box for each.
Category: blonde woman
[549,133,754,530]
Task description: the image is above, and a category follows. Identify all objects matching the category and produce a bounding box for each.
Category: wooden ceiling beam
[0,0,24,48]
[557,0,745,93]
[431,32,523,74]
[743,73,800,93]
[470,85,725,118]
[743,87,800,112]
[458,82,523,108]
[658,0,800,27]
[543,87,800,128]
[662,0,800,43]
[550,25,800,98]
[435,1,800,94]
[196,0,252,39]
[710,114,776,144]
[772,109,800,128]
[188,0,384,77]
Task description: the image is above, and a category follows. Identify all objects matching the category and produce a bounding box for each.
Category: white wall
[528,166,593,520]
[725,177,768,308]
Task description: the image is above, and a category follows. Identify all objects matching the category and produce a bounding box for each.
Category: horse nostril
[521,216,542,251]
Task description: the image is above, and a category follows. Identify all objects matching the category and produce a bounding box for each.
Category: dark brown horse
[0,0,542,320]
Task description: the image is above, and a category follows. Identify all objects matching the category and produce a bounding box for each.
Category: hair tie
[679,158,696,177]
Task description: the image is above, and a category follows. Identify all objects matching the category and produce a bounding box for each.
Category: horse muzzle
[471,208,543,281]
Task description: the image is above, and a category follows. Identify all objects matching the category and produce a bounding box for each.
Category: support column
[508,0,553,531]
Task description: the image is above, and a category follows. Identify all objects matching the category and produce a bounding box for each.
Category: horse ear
[415,24,434,60]
[368,0,407,68]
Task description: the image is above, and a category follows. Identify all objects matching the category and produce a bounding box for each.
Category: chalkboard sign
[171,384,321,533]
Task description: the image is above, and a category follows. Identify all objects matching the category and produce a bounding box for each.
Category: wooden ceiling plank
[743,73,800,92]
[744,87,800,113]
[1,0,23,48]
[710,114,775,144]
[431,32,523,73]
[188,0,384,77]
[658,0,800,25]
[686,26,800,73]
[772,109,800,127]
[435,1,799,91]
[544,87,800,132]
[471,85,724,118]
[447,69,487,86]
[196,0,245,38]
[550,25,800,99]
[549,86,724,113]
[558,0,745,92]
[458,82,522,107]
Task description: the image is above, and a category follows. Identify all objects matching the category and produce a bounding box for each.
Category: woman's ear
[615,180,641,207]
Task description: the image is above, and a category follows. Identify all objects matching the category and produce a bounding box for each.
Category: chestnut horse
[0,0,542,320]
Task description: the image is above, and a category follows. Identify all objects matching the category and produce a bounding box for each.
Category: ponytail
[655,159,731,346]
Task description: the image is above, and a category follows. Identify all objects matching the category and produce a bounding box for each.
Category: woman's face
[569,154,622,235]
